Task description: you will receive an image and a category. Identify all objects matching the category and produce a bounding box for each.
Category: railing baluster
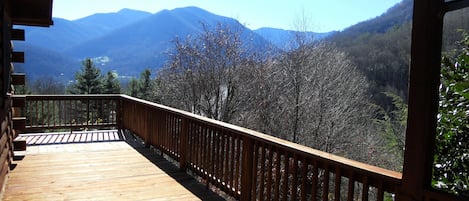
[282,151,289,201]
[208,126,214,185]
[274,149,281,201]
[229,134,235,192]
[235,135,241,192]
[223,132,230,191]
[259,143,265,200]
[215,128,222,185]
[203,126,209,186]
[300,157,307,201]
[334,168,341,201]
[240,137,253,201]
[347,172,355,201]
[179,118,188,171]
[377,181,384,201]
[362,176,369,201]
[322,165,329,201]
[266,146,273,201]
[220,130,225,186]
[292,154,298,201]
[250,141,258,201]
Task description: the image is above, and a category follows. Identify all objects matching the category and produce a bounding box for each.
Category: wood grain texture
[3,131,226,201]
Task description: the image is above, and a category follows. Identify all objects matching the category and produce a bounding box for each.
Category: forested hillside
[328,0,413,104]
[328,0,469,106]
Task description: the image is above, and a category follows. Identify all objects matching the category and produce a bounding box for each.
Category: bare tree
[158,22,259,122]
[253,42,373,161]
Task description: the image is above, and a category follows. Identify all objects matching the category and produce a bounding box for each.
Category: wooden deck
[2,130,226,201]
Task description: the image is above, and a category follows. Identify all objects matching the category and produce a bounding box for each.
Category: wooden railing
[17,95,120,132]
[120,95,402,201]
[17,94,403,200]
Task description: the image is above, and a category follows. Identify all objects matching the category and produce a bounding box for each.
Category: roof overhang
[9,0,53,27]
[445,0,469,12]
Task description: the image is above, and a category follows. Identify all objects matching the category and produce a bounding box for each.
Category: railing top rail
[120,95,402,184]
[16,94,122,100]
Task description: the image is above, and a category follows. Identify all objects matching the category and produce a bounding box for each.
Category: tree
[159,22,259,122]
[276,16,315,143]
[69,58,103,94]
[103,71,121,94]
[371,92,407,171]
[433,33,469,196]
[138,69,152,99]
[126,78,139,97]
[275,43,372,159]
[25,76,65,94]
[124,69,153,100]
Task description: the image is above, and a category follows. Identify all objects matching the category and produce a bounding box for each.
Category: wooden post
[399,0,444,200]
[179,118,188,171]
[116,96,122,130]
[144,103,149,147]
[240,137,253,201]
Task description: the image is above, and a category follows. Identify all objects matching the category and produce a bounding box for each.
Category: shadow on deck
[3,130,227,201]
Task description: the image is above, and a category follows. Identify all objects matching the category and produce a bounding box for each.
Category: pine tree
[126,78,139,97]
[69,58,103,94]
[138,69,152,99]
[103,71,121,94]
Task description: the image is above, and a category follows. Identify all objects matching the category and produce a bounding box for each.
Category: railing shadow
[18,129,124,146]
[121,130,228,201]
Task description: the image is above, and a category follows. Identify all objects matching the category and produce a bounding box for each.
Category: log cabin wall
[0,0,52,194]
[0,0,14,192]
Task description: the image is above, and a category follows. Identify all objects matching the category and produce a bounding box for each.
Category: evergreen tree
[69,58,103,94]
[138,69,152,99]
[103,71,121,94]
[126,78,139,97]
[124,69,153,100]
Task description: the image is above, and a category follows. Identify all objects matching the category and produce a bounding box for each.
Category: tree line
[19,22,404,172]
[148,22,402,172]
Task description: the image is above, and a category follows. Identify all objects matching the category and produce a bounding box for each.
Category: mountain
[16,6,353,82]
[13,8,155,81]
[15,2,417,83]
[323,0,414,100]
[254,28,336,50]
[329,0,413,44]
[16,9,152,52]
[13,42,79,82]
[14,7,277,81]
[74,8,152,35]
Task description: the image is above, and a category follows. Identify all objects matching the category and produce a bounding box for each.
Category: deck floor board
[3,130,225,201]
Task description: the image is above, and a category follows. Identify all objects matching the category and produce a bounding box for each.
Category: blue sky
[53,0,403,32]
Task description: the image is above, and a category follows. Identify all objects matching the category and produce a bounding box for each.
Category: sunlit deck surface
[3,130,226,201]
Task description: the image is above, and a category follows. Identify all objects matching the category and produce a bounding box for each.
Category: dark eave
[9,0,53,27]
[445,0,469,12]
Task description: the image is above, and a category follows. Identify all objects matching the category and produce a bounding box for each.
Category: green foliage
[69,58,103,94]
[103,71,121,94]
[139,69,152,99]
[14,85,31,95]
[126,78,139,97]
[124,69,153,100]
[373,92,407,171]
[434,33,469,196]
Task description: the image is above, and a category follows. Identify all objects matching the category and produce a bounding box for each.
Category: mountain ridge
[13,4,409,82]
